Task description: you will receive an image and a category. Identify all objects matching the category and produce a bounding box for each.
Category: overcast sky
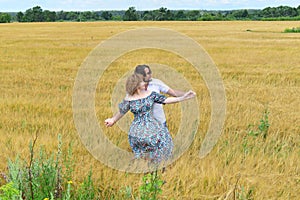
[1,0,299,12]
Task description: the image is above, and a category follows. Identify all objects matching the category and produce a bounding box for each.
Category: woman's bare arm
[163,90,196,104]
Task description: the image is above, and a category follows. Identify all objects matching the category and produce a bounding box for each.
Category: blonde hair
[126,73,143,95]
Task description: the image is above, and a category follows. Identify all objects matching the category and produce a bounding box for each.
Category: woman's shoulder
[123,94,131,101]
[149,91,164,98]
[124,91,153,101]
[149,91,158,96]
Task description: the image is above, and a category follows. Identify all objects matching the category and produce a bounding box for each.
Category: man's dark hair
[134,64,151,77]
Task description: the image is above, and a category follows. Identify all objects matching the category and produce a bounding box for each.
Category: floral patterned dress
[119,91,174,164]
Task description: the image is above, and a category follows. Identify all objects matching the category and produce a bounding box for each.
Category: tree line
[1,5,300,23]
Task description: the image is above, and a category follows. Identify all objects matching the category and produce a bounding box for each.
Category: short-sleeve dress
[119,91,174,164]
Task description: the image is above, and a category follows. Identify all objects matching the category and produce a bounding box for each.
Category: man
[105,64,185,127]
[134,64,185,127]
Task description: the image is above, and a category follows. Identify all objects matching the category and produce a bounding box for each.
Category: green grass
[284,27,300,33]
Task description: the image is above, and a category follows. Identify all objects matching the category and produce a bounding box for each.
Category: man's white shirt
[147,78,170,124]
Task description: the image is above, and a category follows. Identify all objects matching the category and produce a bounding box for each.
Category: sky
[0,0,299,12]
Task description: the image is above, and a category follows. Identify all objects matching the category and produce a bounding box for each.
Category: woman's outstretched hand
[183,90,196,100]
[104,118,115,127]
[104,112,124,127]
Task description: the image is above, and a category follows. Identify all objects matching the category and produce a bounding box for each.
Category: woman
[105,73,196,164]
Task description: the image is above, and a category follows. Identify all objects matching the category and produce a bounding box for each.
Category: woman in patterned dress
[105,74,196,164]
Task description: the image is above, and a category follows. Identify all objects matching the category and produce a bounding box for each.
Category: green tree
[32,6,44,21]
[101,11,112,20]
[174,10,186,20]
[276,6,298,17]
[43,10,56,22]
[141,11,154,20]
[0,13,11,23]
[24,6,44,22]
[24,8,33,21]
[214,12,225,20]
[79,11,99,21]
[261,6,297,18]
[261,7,277,18]
[91,11,100,20]
[123,7,139,21]
[56,10,67,21]
[186,10,200,21]
[66,11,79,21]
[201,12,214,21]
[80,11,92,21]
[112,15,122,20]
[232,9,249,19]
[166,10,174,20]
[154,7,168,21]
[16,12,24,22]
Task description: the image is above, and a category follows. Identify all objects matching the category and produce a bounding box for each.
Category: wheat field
[0,21,299,199]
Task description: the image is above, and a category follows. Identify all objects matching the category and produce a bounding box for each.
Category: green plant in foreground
[64,181,72,200]
[0,135,163,200]
[76,169,96,200]
[1,133,167,199]
[119,185,133,199]
[1,134,99,199]
[4,134,56,199]
[139,170,164,200]
[0,181,21,200]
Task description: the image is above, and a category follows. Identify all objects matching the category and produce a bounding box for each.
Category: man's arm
[155,78,186,97]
